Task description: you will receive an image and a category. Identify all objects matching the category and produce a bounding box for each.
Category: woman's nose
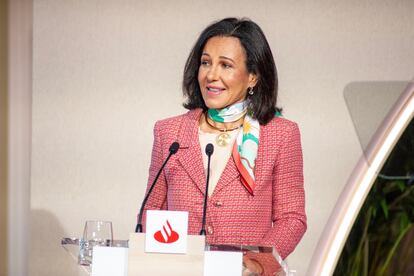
[206,65,219,82]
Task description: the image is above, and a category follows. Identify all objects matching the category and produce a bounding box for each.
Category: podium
[62,234,289,275]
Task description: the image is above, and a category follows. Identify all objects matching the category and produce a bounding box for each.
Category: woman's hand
[242,255,264,276]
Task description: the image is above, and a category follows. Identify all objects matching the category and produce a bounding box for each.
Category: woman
[141,17,306,260]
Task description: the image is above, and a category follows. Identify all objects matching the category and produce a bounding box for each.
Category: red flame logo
[154,220,179,243]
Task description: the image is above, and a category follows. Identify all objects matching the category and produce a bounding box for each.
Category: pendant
[216,132,231,147]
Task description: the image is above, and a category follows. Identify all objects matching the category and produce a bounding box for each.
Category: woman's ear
[248,73,258,88]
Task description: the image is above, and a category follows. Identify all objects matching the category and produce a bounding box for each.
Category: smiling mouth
[207,87,225,94]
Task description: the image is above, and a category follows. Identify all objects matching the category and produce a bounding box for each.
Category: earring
[248,87,254,95]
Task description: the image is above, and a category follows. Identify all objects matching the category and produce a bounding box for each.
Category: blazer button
[214,201,223,207]
[207,226,214,235]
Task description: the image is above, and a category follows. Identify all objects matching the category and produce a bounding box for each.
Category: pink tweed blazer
[142,108,306,259]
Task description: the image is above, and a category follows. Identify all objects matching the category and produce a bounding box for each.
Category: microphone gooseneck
[200,143,214,235]
[135,142,180,233]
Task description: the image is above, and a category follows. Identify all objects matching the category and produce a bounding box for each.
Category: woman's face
[198,36,257,110]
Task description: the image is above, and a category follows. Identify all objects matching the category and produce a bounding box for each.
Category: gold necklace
[204,113,243,147]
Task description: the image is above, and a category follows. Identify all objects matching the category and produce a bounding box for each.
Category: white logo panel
[145,210,188,254]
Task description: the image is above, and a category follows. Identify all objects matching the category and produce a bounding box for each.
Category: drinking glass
[78,220,113,266]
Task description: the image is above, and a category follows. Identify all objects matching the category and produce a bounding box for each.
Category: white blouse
[198,128,240,196]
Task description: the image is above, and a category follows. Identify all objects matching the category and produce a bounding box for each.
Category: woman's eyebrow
[201,53,235,63]
[219,56,235,63]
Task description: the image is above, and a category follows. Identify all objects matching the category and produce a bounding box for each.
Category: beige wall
[0,0,8,275]
[31,1,414,275]
[8,0,32,275]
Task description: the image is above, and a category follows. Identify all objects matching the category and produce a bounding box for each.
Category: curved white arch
[308,80,414,276]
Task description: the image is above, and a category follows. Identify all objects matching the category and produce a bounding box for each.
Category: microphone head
[169,142,180,154]
[205,143,214,156]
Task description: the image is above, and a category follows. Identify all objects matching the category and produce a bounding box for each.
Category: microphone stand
[135,142,180,233]
[200,143,214,235]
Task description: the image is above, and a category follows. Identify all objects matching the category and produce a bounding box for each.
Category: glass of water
[78,220,113,266]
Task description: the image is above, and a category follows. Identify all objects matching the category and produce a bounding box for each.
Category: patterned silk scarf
[207,101,260,195]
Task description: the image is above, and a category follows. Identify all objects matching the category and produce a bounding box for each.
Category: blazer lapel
[253,124,266,183]
[176,109,206,194]
[210,155,240,197]
[212,124,266,197]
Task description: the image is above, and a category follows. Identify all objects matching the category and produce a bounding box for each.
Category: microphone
[200,143,214,235]
[135,142,180,233]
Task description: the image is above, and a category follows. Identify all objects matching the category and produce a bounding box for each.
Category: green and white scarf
[207,101,259,194]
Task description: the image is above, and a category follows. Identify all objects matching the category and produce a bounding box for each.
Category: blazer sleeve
[139,121,168,231]
[260,122,307,259]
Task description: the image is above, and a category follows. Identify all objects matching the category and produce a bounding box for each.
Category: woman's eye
[200,60,210,66]
[222,63,232,69]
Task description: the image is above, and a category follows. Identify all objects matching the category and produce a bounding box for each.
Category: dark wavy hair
[182,17,281,125]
